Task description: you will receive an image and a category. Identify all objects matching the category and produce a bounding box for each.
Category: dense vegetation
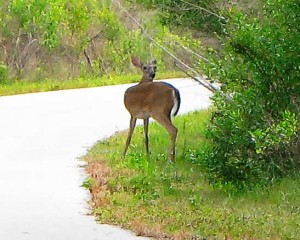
[201,0,300,189]
[0,0,202,83]
[126,0,226,34]
[126,0,263,41]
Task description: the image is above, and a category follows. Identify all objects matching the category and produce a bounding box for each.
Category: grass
[0,71,185,96]
[83,110,300,239]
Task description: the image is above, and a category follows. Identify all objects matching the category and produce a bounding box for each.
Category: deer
[123,56,181,162]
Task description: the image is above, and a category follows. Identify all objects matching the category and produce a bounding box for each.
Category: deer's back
[124,82,180,119]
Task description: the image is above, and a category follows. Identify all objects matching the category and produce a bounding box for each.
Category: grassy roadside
[83,110,300,239]
[0,71,185,96]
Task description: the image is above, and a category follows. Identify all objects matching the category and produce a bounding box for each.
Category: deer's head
[131,56,157,82]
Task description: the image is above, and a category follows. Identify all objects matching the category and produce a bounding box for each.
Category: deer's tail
[171,87,181,117]
[160,81,181,117]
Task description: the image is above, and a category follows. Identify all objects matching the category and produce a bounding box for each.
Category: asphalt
[0,78,212,240]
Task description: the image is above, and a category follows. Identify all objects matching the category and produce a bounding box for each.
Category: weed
[81,177,94,190]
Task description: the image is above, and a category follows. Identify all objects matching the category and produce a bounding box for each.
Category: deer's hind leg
[153,114,178,162]
[124,116,137,157]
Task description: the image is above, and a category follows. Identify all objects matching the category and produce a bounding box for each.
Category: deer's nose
[150,68,156,77]
[150,72,155,78]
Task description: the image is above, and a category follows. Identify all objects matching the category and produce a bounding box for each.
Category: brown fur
[123,57,180,161]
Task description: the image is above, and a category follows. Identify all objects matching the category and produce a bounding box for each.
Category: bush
[0,62,8,84]
[127,0,225,34]
[202,0,300,189]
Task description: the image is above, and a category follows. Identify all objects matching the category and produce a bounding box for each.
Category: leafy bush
[127,0,225,34]
[0,62,8,84]
[202,0,300,189]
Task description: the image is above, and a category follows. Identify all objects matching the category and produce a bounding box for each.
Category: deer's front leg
[143,118,150,156]
[123,116,137,157]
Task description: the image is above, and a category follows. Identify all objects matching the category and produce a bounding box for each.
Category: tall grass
[84,110,300,239]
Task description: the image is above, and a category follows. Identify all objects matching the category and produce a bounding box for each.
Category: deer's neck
[139,77,154,83]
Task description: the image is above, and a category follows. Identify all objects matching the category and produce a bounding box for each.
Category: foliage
[0,0,203,82]
[84,111,300,239]
[0,62,8,84]
[202,0,300,189]
[126,0,226,34]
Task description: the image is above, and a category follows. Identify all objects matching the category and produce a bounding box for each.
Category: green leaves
[9,0,58,48]
[250,111,298,155]
[129,0,225,33]
[203,0,300,189]
[1,0,206,80]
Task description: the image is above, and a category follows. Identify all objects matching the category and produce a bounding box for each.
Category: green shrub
[202,0,300,189]
[127,0,225,34]
[0,63,8,84]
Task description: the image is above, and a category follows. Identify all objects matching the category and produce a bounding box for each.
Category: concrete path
[0,78,212,240]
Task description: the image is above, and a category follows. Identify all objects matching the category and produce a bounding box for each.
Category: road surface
[0,78,212,240]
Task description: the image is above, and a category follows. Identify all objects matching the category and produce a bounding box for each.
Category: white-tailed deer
[123,57,181,162]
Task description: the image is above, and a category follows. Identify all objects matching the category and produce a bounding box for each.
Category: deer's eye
[143,66,147,70]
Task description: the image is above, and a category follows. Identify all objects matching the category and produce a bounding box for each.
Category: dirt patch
[85,161,112,208]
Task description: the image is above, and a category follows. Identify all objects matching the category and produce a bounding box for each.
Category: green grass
[0,71,185,96]
[84,110,300,239]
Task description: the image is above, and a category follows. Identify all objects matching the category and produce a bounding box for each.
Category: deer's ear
[131,56,143,67]
[151,59,157,65]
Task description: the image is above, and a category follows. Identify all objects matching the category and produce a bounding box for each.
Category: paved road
[0,78,212,240]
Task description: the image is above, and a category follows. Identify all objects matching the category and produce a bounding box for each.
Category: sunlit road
[0,78,212,240]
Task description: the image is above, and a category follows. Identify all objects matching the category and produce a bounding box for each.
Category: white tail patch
[171,90,179,117]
